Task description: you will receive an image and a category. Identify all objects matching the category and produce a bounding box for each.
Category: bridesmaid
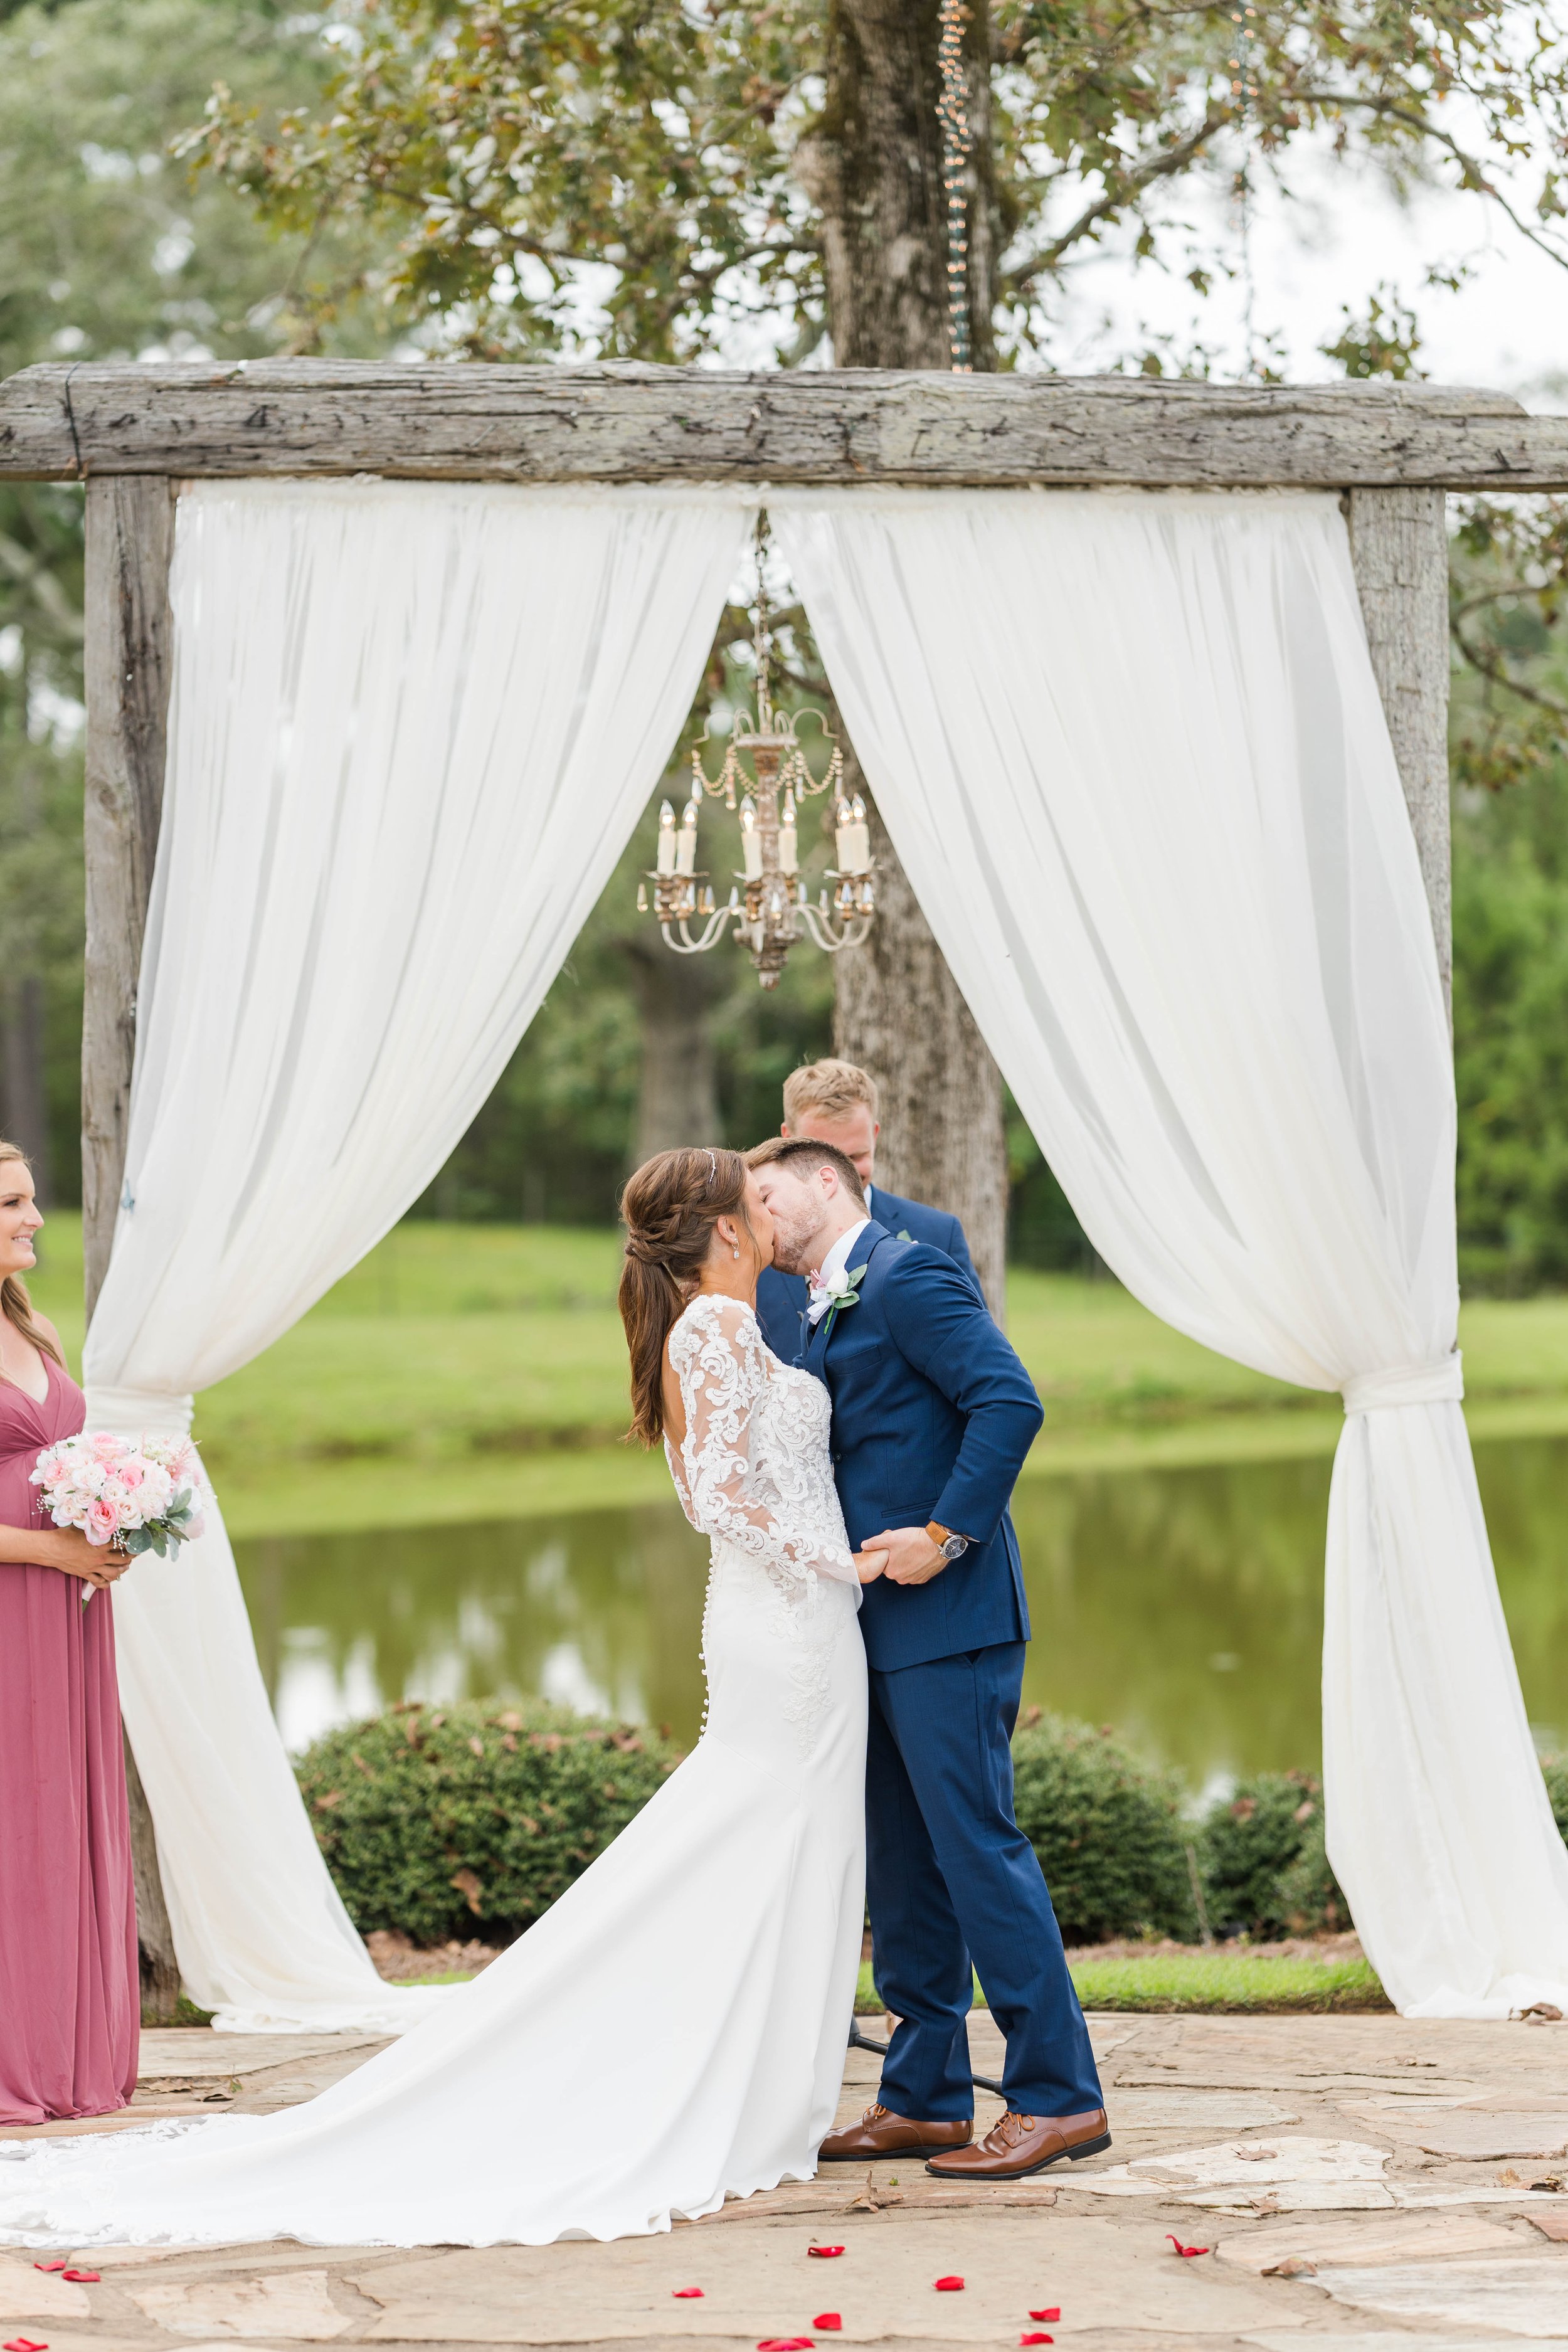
[0,1140,139,2124]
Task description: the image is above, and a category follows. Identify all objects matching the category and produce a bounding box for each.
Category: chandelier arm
[659,908,733,955]
[796,904,874,955]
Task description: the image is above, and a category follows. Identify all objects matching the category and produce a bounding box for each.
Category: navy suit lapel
[805,1222,891,1374]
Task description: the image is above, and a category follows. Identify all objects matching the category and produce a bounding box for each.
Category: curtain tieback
[82,1384,196,1439]
[1342,1353,1464,1415]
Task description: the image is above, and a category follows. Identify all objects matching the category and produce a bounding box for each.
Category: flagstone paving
[7,2008,1568,2348]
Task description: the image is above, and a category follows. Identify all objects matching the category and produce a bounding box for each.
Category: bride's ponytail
[620,1147,750,1447]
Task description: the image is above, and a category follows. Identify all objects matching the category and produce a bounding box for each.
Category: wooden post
[1345,488,1452,1020]
[82,472,181,2022]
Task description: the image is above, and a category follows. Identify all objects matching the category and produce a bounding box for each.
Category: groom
[748,1137,1107,2180]
[755,1059,980,1352]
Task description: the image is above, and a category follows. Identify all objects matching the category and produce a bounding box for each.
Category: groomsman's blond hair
[782,1059,879,1128]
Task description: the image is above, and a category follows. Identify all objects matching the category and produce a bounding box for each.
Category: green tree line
[4,0,1568,1282]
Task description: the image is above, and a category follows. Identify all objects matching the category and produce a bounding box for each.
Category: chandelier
[635,514,875,990]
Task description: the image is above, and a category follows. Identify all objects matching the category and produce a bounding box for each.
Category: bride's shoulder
[669,1292,759,1354]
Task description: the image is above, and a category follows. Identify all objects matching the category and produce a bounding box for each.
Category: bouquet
[31,1431,208,1602]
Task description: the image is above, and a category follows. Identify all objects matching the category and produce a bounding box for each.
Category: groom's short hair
[748,1133,867,1207]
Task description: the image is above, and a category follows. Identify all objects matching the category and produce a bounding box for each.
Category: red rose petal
[6,2338,49,2351]
[756,2340,815,2351]
[1029,2312,1061,2323]
[1020,2336,1054,2346]
[60,2273,98,2285]
[935,2276,965,2291]
[1167,2235,1209,2258]
[808,2245,844,2258]
[812,2318,842,2332]
[671,2289,704,2299]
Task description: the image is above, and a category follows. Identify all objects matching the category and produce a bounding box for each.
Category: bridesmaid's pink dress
[0,1357,139,2122]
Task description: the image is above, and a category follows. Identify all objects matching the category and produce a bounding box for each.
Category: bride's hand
[853,1547,889,1584]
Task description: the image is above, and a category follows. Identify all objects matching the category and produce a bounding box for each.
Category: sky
[1041,139,1568,409]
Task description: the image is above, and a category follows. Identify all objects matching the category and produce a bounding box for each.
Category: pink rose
[119,1463,144,1491]
[85,1498,119,1545]
[90,1431,122,1461]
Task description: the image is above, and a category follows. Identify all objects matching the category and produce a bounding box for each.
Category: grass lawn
[854,1952,1390,2015]
[28,1212,1568,1536]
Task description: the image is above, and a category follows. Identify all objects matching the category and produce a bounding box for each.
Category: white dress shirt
[806,1217,872,1324]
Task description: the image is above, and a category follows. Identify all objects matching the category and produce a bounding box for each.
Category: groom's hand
[871,1526,947,1586]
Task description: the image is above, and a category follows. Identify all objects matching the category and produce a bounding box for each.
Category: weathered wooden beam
[5,361,1567,488]
[82,471,181,2023]
[1346,489,1453,1021]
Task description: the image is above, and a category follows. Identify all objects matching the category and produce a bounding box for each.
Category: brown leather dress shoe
[924,2106,1111,2180]
[818,2103,974,2160]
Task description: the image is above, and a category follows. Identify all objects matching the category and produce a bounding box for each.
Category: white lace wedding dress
[0,1295,866,2249]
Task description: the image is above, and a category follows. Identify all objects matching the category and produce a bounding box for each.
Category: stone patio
[7,2008,1568,2350]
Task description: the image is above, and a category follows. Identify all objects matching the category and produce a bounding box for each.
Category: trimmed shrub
[1542,1756,1568,1841]
[1010,1711,1197,1943]
[295,1698,683,1946]
[1197,1771,1346,1937]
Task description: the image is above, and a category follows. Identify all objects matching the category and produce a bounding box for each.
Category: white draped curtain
[90,481,751,2028]
[775,488,1568,2019]
[102,473,1568,2030]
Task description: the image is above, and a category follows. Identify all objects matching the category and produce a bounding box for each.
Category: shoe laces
[988,2111,1037,2149]
[864,2103,891,2124]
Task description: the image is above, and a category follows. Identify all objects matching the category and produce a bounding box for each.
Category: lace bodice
[665,1295,857,1600]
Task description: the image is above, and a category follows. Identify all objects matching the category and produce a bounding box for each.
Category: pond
[234,1432,1568,1792]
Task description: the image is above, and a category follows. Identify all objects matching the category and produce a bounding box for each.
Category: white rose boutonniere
[821,1261,866,1339]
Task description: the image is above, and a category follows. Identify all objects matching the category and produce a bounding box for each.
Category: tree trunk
[622,936,726,1167]
[832,775,1007,1314]
[123,1734,180,2024]
[1,972,51,1202]
[794,0,997,373]
[793,0,1009,1311]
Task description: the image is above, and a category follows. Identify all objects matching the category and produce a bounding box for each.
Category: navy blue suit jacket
[755,1184,979,1367]
[797,1221,1042,1673]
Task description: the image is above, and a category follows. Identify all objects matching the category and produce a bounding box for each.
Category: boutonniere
[820,1261,866,1340]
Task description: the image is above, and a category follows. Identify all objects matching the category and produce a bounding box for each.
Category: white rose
[825,1267,850,1298]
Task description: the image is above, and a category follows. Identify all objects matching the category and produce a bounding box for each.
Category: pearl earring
[733,1246,741,1260]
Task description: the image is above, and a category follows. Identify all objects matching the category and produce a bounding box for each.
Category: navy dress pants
[866,1641,1102,2122]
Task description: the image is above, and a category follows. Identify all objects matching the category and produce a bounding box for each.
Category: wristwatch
[926,1521,970,1562]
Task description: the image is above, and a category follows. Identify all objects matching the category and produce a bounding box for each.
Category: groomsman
[753,1059,979,1364]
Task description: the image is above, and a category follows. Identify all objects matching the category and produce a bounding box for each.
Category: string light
[937,0,973,373]
[1229,3,1260,377]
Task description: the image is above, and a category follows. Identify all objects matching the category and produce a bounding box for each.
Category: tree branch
[1295,88,1568,274]
[1453,615,1568,721]
[999,106,1234,293]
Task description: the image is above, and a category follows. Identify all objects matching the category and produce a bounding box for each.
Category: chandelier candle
[834,795,871,876]
[677,788,700,876]
[655,801,677,876]
[740,795,765,881]
[779,788,799,876]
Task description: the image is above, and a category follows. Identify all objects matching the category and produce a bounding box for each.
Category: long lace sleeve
[669,1296,859,1594]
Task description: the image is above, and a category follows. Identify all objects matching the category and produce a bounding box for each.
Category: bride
[0,1147,882,2250]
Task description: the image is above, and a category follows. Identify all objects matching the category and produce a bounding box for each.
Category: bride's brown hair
[0,1143,63,1372]
[619,1147,752,1448]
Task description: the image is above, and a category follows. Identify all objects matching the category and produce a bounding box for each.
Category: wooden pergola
[4,356,1568,2010]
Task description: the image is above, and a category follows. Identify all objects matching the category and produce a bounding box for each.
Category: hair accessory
[704,1149,718,1188]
